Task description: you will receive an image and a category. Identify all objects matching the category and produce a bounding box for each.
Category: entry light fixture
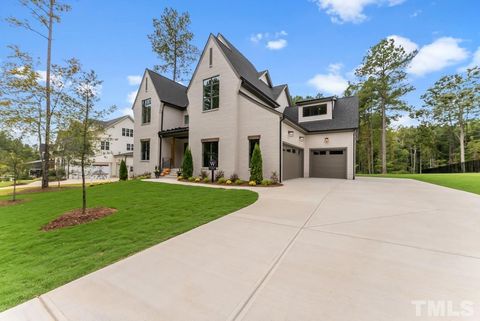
[299,136,304,142]
[288,130,294,137]
[324,137,329,144]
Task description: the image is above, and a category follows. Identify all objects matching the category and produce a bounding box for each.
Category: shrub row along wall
[423,160,480,173]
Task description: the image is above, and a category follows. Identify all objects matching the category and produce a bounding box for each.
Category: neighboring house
[66,115,135,179]
[132,33,358,181]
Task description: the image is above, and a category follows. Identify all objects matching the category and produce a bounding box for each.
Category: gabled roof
[146,69,189,108]
[283,96,359,132]
[96,115,133,128]
[214,34,285,107]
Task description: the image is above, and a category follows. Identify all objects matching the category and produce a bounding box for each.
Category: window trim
[302,104,327,117]
[202,140,219,168]
[100,141,110,151]
[202,76,220,112]
[140,139,150,161]
[141,98,152,124]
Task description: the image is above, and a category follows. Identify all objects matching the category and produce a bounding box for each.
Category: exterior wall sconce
[299,136,305,142]
[288,131,294,137]
[324,137,329,144]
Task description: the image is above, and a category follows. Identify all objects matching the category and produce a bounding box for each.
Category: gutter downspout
[279,115,284,183]
[158,104,165,170]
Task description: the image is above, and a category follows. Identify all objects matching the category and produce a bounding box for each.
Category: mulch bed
[42,207,117,231]
[0,199,28,207]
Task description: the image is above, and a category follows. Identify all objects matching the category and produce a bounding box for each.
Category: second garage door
[283,144,304,180]
[310,149,347,179]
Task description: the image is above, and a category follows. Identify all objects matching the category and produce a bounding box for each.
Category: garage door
[310,149,347,179]
[283,144,304,180]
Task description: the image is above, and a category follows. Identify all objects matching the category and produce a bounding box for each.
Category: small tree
[2,139,28,201]
[119,159,128,181]
[249,143,263,183]
[148,7,199,82]
[182,147,193,178]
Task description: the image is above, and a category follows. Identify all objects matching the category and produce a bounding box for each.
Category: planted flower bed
[176,170,282,187]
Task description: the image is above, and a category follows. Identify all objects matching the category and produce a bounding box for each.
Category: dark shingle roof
[96,115,132,128]
[147,69,189,108]
[283,96,359,132]
[214,34,283,107]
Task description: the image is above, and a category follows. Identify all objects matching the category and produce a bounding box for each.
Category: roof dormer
[258,70,272,87]
[296,97,336,123]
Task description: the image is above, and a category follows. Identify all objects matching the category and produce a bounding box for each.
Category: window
[203,76,219,111]
[142,98,151,124]
[303,104,327,117]
[202,141,218,167]
[100,141,110,151]
[209,48,213,67]
[127,143,134,151]
[249,138,260,165]
[141,140,150,161]
[122,128,133,137]
[184,114,189,125]
[145,77,148,92]
[330,150,344,155]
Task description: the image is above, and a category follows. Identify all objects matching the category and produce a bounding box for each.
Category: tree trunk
[368,112,374,174]
[41,0,54,189]
[12,165,16,202]
[412,147,417,174]
[459,124,466,173]
[381,102,387,174]
[81,96,90,214]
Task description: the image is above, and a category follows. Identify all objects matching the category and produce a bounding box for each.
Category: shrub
[188,177,195,182]
[261,179,273,186]
[229,173,239,181]
[249,143,263,183]
[182,147,193,178]
[194,177,201,183]
[226,179,232,185]
[200,170,208,179]
[235,179,244,185]
[217,177,227,184]
[248,180,257,186]
[203,177,211,183]
[270,171,279,184]
[119,160,128,181]
[215,170,224,181]
[177,176,183,181]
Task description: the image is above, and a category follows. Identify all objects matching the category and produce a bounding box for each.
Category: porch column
[171,137,176,168]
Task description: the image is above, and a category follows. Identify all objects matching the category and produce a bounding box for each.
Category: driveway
[3,177,480,320]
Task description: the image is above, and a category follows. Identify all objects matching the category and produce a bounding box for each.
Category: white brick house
[132,34,358,181]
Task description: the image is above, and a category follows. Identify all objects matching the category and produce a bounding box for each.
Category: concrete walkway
[2,177,480,320]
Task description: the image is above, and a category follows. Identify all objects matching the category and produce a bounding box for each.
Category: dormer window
[303,104,327,117]
[203,76,220,111]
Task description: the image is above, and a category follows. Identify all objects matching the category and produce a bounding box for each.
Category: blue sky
[1,0,479,126]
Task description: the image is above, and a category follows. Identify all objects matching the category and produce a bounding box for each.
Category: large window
[249,137,260,166]
[142,98,151,124]
[303,104,327,117]
[126,143,134,151]
[141,140,150,161]
[100,141,110,151]
[184,114,189,125]
[203,76,219,111]
[202,141,218,167]
[122,128,133,137]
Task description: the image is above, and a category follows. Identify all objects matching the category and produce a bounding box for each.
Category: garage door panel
[310,149,346,179]
[283,144,304,180]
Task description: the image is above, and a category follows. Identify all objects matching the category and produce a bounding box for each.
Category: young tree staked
[6,0,71,188]
[355,38,416,174]
[148,7,199,82]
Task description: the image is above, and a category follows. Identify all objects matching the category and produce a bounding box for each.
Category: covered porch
[158,127,189,170]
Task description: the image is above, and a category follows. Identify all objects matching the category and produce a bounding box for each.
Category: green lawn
[360,173,480,195]
[0,179,37,188]
[0,180,257,311]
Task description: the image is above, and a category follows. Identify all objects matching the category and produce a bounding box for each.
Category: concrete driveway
[3,177,480,320]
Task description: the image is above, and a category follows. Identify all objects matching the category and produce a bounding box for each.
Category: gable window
[126,143,134,151]
[202,140,218,167]
[248,137,260,166]
[209,47,213,67]
[141,140,150,161]
[203,76,220,111]
[142,98,151,124]
[145,77,148,92]
[184,114,189,125]
[122,128,133,137]
[303,104,327,117]
[100,141,110,151]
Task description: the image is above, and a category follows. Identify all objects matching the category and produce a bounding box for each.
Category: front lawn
[0,180,257,311]
[360,173,480,195]
[0,179,37,188]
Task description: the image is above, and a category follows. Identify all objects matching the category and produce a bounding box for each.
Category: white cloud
[307,63,349,95]
[250,33,266,43]
[127,75,142,86]
[388,35,419,53]
[275,30,288,37]
[121,107,134,117]
[312,0,406,24]
[459,47,480,71]
[127,90,137,104]
[410,9,422,17]
[266,39,287,50]
[408,37,469,76]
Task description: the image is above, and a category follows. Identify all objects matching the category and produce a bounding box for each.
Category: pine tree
[119,159,128,181]
[249,143,263,183]
[182,147,193,178]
